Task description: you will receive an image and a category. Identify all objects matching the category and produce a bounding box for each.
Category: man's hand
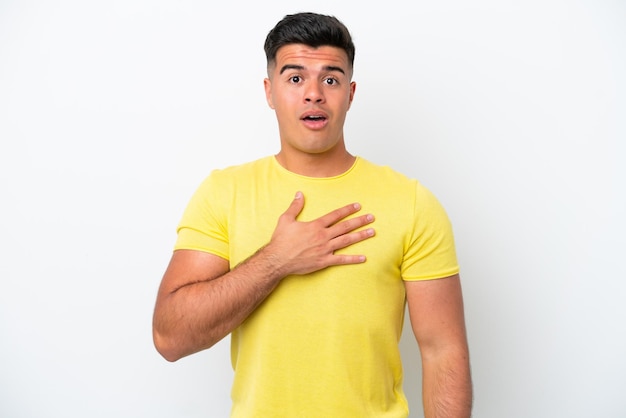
[265,191,376,276]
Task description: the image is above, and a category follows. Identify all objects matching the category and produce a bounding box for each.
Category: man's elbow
[153,327,220,362]
[153,330,185,362]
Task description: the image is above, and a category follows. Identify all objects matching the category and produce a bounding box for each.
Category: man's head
[263,13,357,172]
[264,13,355,75]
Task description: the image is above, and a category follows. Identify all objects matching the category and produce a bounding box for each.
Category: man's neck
[274,149,356,178]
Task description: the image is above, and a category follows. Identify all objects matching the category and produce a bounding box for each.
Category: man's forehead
[274,44,349,68]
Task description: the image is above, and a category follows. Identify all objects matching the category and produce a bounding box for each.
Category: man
[153,12,472,418]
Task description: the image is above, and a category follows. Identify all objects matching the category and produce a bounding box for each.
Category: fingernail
[295,191,302,199]
[353,203,361,210]
[366,214,374,222]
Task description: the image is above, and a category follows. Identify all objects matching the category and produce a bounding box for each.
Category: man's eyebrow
[324,65,346,75]
[279,64,304,74]
[279,64,346,75]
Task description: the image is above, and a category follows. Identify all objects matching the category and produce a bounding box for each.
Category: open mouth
[302,115,327,121]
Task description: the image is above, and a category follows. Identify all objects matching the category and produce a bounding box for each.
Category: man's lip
[300,111,329,129]
[300,110,329,120]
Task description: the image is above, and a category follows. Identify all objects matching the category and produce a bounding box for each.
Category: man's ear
[347,81,356,110]
[264,78,274,109]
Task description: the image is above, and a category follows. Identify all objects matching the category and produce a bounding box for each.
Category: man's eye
[325,78,337,85]
[290,76,301,83]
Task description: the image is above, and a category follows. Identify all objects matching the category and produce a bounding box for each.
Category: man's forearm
[422,350,473,418]
[153,246,285,362]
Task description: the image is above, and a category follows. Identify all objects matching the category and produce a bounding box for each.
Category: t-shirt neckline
[270,155,361,181]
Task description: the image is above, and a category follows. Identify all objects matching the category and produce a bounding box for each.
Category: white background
[1,0,624,417]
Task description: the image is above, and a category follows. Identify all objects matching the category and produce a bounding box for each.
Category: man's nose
[304,82,324,103]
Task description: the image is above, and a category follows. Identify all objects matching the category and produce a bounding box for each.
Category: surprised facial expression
[264,44,356,157]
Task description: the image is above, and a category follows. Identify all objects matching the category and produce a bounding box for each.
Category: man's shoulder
[356,157,416,185]
[208,156,273,178]
[192,156,273,195]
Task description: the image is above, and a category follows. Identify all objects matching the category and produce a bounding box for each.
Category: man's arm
[406,274,473,418]
[152,192,375,362]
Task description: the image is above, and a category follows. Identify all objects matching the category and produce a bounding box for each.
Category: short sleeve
[173,171,230,260]
[401,182,460,281]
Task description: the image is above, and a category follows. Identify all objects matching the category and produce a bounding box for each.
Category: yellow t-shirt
[175,156,459,418]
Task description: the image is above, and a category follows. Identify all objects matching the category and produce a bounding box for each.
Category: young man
[153,12,472,418]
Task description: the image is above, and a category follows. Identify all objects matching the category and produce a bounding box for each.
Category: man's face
[264,44,356,158]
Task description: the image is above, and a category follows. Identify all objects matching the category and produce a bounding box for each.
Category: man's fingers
[328,213,375,238]
[317,202,363,227]
[329,254,367,265]
[326,228,376,266]
[310,228,376,270]
[331,226,376,251]
[281,191,305,221]
[283,194,368,229]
